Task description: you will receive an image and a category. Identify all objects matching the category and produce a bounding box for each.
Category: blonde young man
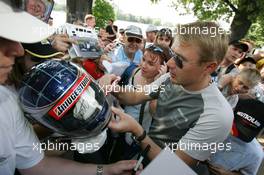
[84,14,96,30]
[100,21,234,171]
[0,1,141,175]
[218,68,261,108]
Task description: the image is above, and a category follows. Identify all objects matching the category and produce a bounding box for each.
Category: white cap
[0,0,53,43]
[125,25,143,39]
[146,25,158,33]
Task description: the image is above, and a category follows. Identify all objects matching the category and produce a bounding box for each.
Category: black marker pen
[132,144,151,175]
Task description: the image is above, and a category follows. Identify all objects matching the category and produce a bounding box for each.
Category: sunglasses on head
[146,44,170,64]
[146,44,164,53]
[159,28,172,36]
[169,49,183,69]
[127,37,142,43]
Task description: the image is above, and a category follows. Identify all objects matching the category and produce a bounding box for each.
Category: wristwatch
[96,165,103,175]
[132,130,146,144]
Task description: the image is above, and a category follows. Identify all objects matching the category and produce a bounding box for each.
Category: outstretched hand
[108,107,141,134]
[98,74,121,95]
[51,34,77,52]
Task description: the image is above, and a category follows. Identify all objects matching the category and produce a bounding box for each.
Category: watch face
[97,165,103,175]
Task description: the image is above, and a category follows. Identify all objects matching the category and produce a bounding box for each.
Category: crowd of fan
[1,0,264,175]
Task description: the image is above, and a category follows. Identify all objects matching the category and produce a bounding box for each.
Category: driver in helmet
[19,59,111,154]
[0,1,141,174]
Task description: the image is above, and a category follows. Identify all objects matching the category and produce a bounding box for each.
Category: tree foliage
[151,0,264,45]
[93,0,115,28]
[178,0,264,39]
[247,20,264,47]
[167,0,264,22]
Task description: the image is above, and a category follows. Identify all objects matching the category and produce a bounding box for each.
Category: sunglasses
[169,49,183,69]
[127,37,142,43]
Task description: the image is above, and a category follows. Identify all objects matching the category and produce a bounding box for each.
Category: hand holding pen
[132,144,151,175]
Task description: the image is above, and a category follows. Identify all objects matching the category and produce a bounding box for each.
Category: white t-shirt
[0,86,44,175]
[147,73,234,161]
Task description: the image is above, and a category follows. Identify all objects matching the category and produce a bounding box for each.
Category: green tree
[93,0,115,28]
[247,20,264,47]
[151,0,264,41]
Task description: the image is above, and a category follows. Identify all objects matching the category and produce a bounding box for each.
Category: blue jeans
[209,135,263,175]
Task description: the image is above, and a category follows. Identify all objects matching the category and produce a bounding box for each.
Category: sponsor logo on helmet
[49,73,92,120]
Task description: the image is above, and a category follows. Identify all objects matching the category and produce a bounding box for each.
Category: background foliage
[93,0,115,28]
[151,0,264,47]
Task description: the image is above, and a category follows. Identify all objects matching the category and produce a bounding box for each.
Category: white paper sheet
[140,148,197,175]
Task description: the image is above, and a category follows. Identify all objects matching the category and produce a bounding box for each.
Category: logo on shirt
[237,111,260,127]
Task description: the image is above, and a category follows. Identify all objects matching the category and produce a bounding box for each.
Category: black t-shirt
[232,98,264,142]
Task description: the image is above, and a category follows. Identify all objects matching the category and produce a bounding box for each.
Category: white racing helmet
[19,60,112,143]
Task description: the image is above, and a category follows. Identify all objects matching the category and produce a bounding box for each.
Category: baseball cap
[157,28,173,38]
[119,28,125,34]
[229,40,249,52]
[232,99,264,142]
[146,25,158,33]
[0,0,53,43]
[22,42,64,59]
[125,25,143,40]
[236,56,256,65]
